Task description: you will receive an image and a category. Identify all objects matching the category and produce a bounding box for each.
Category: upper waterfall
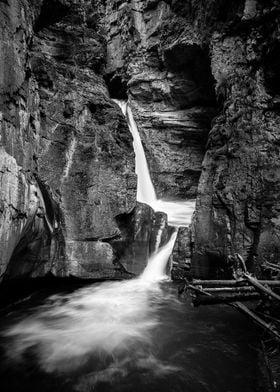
[113,99,196,281]
[113,100,196,229]
[113,100,157,205]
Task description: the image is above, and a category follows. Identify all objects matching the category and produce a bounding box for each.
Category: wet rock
[105,0,217,199]
[1,0,280,282]
[112,202,170,276]
[171,227,192,280]
[0,0,136,281]
[105,0,280,279]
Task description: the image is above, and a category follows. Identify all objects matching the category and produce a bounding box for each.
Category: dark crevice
[6,177,63,279]
[35,175,56,225]
[34,0,70,32]
[164,43,217,107]
[104,73,128,100]
[263,41,280,96]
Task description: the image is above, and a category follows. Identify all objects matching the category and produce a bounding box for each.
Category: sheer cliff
[0,0,280,281]
[105,0,280,278]
[0,0,138,280]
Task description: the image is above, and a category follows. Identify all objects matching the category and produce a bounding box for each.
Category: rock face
[112,203,170,276]
[188,1,280,278]
[106,0,217,199]
[1,0,280,281]
[105,0,280,279]
[172,227,192,280]
[0,0,139,281]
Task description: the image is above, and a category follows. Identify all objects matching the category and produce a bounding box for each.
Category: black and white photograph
[0,0,280,391]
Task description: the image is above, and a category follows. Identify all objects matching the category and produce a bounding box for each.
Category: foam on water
[113,100,196,228]
[150,199,196,227]
[2,277,182,378]
[2,101,195,386]
[141,231,178,282]
[113,100,157,205]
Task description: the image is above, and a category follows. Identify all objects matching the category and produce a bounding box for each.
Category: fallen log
[265,262,280,271]
[193,292,261,306]
[262,264,280,274]
[243,274,280,302]
[192,279,280,287]
[204,286,256,293]
[189,285,280,341]
[232,302,280,341]
[188,284,212,296]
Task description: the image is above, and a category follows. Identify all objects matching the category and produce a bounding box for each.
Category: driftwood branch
[243,273,280,302]
[188,285,280,340]
[193,292,261,306]
[264,262,280,271]
[203,286,256,293]
[191,279,280,287]
[186,253,280,342]
[262,264,280,273]
[232,302,280,341]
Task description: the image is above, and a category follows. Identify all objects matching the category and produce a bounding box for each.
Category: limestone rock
[1,0,280,282]
[105,0,280,279]
[112,202,170,276]
[0,0,137,280]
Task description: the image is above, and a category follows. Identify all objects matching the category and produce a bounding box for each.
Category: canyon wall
[105,0,280,278]
[1,0,280,281]
[0,0,141,281]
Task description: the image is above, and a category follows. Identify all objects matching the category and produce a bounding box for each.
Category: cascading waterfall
[1,100,192,377]
[114,99,196,279]
[0,100,262,392]
[140,230,178,282]
[114,99,195,222]
[112,100,157,205]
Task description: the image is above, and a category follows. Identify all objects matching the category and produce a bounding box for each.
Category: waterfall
[140,230,178,282]
[113,100,157,205]
[114,99,196,280]
[113,99,195,225]
[0,102,196,381]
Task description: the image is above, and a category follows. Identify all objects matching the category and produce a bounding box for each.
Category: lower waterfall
[0,264,262,392]
[113,99,195,281]
[141,230,178,282]
[1,102,190,378]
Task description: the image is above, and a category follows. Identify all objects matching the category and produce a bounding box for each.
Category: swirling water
[0,277,263,392]
[0,102,263,391]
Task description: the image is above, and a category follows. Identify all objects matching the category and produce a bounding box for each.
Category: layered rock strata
[105,0,280,278]
[106,0,217,199]
[0,0,139,280]
[1,0,280,281]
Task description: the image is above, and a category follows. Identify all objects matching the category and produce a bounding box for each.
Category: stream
[0,100,265,392]
[0,279,263,392]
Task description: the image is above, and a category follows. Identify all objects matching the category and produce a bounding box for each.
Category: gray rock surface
[0,0,139,280]
[1,0,280,281]
[106,0,217,199]
[105,0,280,278]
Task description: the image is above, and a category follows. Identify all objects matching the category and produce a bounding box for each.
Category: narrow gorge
[0,0,280,391]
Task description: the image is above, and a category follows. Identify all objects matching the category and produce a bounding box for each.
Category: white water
[1,101,196,383]
[3,273,182,379]
[113,100,157,204]
[150,199,195,228]
[113,99,196,228]
[141,230,178,282]
[2,218,182,381]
